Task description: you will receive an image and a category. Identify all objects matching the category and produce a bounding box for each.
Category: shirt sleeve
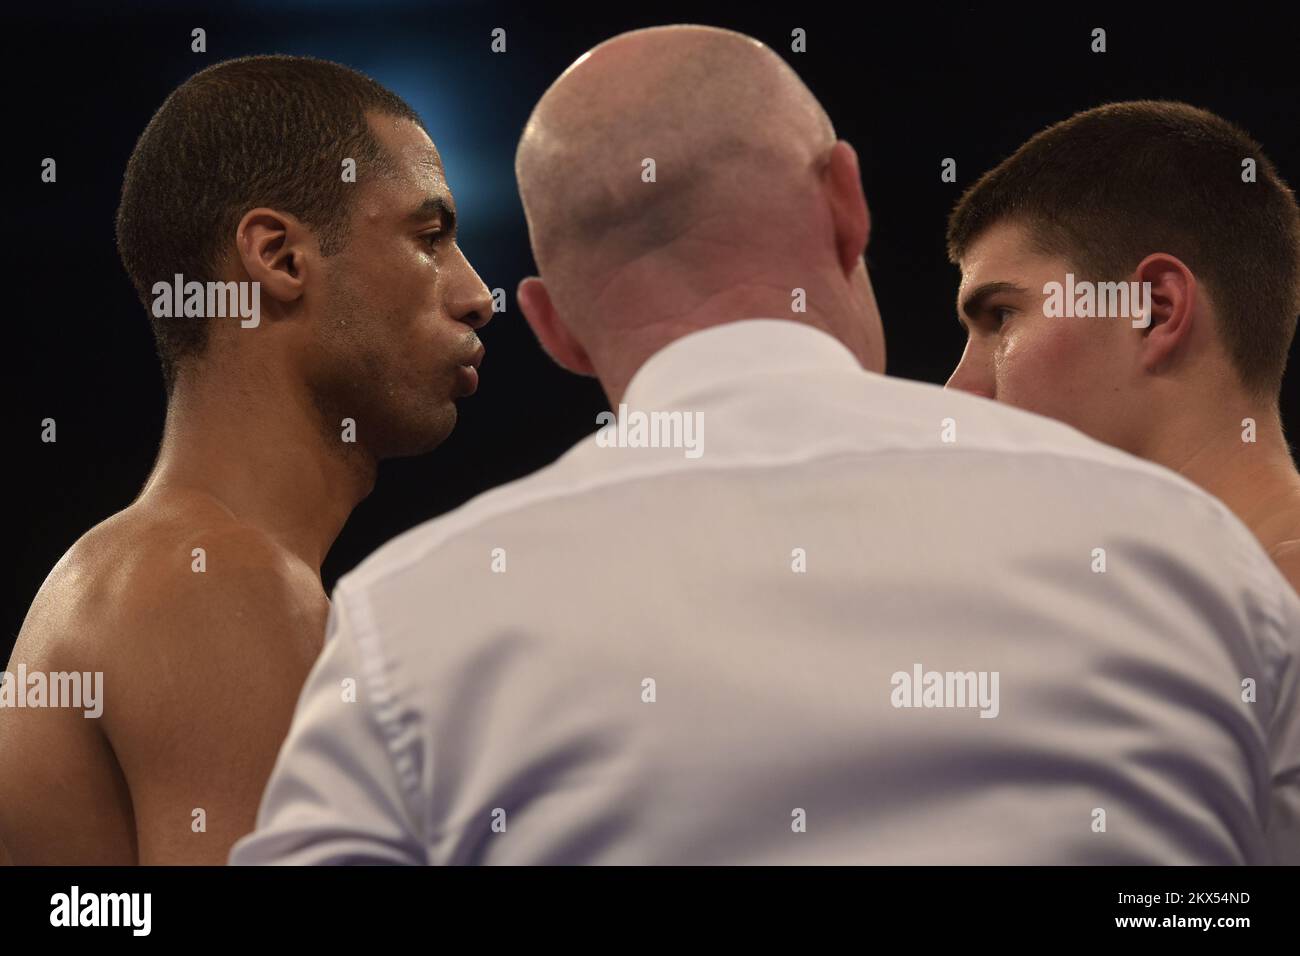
[229,592,425,865]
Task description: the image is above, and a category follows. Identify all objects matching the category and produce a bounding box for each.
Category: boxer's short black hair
[115,55,424,393]
[946,100,1300,397]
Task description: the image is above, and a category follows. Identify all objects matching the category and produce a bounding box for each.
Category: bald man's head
[515,25,883,400]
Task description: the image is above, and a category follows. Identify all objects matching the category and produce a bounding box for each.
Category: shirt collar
[620,318,864,410]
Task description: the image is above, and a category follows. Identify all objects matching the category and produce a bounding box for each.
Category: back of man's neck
[143,372,377,571]
[1157,413,1300,556]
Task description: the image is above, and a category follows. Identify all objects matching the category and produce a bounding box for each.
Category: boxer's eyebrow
[408,195,457,235]
[960,281,1029,323]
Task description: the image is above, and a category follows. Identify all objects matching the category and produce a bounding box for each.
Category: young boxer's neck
[1154,406,1300,553]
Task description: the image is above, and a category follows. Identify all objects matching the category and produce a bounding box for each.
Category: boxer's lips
[455,344,485,395]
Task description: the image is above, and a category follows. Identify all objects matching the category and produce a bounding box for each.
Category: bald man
[234,27,1300,865]
[945,102,1300,593]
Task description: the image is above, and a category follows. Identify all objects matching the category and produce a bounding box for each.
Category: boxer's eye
[421,230,443,247]
[990,306,1013,326]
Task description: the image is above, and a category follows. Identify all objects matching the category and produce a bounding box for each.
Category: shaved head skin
[515,25,884,405]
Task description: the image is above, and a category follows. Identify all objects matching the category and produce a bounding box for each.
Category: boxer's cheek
[994,318,1093,422]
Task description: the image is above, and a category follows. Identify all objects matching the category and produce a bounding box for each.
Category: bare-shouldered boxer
[0,55,493,864]
[945,101,1300,590]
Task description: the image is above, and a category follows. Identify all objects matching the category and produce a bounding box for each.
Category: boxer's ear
[823,140,870,278]
[517,276,594,375]
[234,207,307,303]
[1133,254,1195,375]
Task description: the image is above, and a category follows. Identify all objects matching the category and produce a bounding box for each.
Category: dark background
[8,1,1300,660]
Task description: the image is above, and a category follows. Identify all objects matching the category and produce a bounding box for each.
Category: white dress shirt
[232,319,1300,865]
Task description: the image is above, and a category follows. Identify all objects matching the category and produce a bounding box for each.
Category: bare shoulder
[1259,494,1300,598]
[4,489,330,863]
[18,489,326,673]
[1270,538,1300,597]
[51,488,332,742]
